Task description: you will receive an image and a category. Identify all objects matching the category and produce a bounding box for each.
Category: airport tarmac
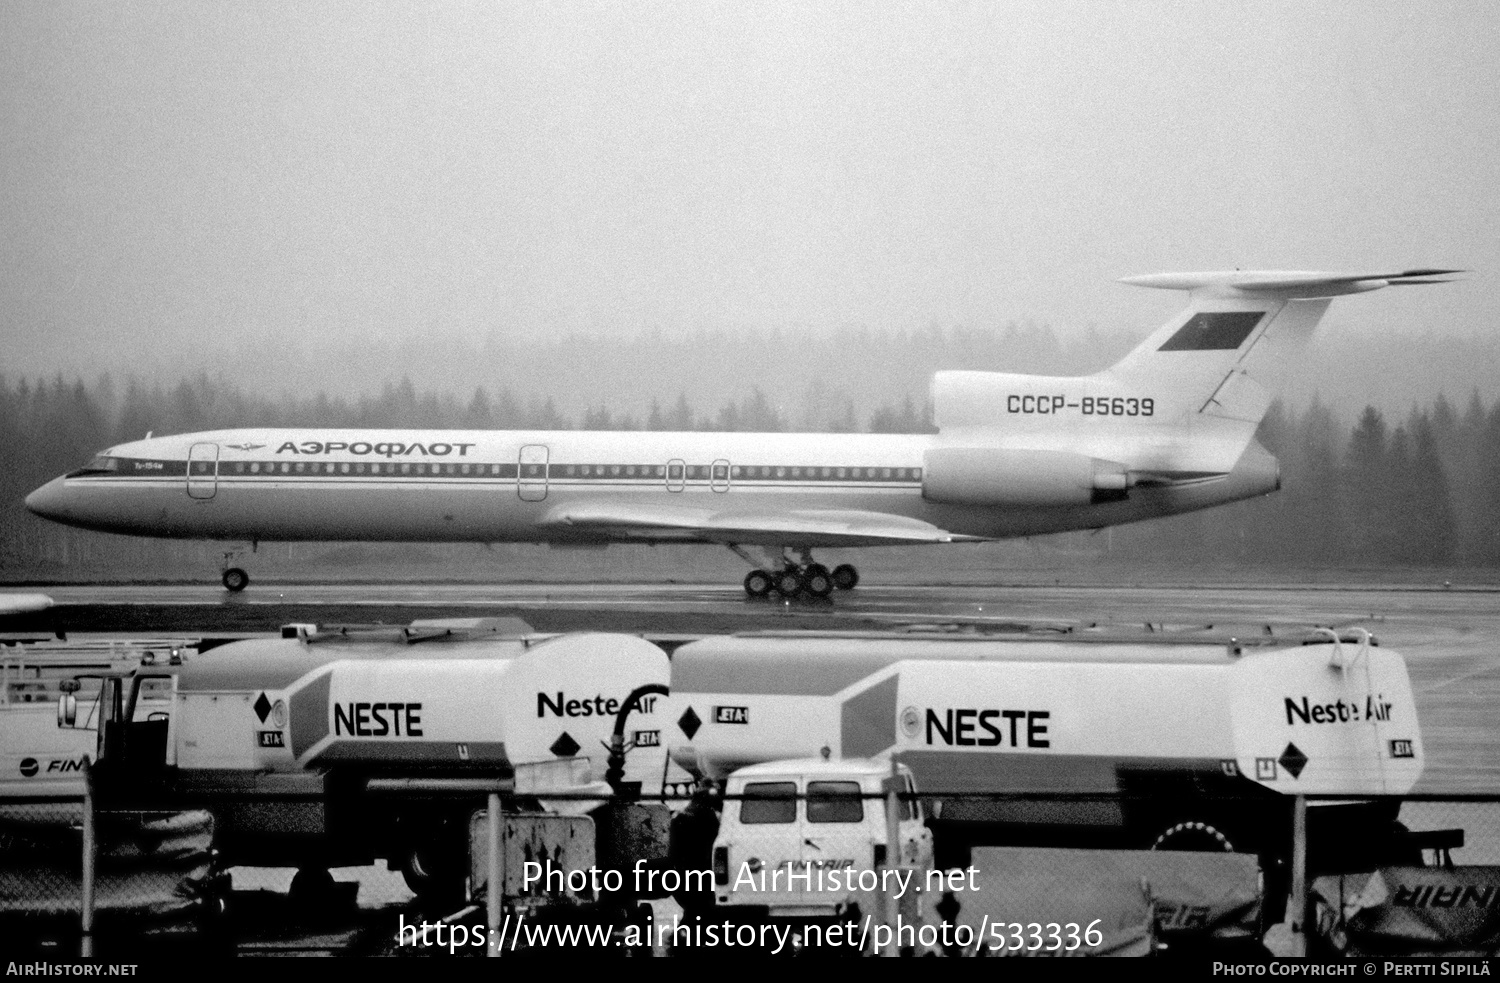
[10,580,1500,798]
[21,578,1500,633]
[7,578,1500,928]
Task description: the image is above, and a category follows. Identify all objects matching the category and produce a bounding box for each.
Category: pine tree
[868,403,900,434]
[463,388,495,429]
[1401,411,1457,563]
[1475,404,1500,565]
[827,402,858,433]
[669,393,694,431]
[113,378,161,445]
[1343,406,1389,563]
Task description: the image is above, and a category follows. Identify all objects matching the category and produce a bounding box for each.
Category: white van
[711,758,934,920]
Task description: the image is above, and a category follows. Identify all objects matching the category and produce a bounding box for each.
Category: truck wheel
[400,843,466,905]
[1151,820,1235,852]
[289,867,335,907]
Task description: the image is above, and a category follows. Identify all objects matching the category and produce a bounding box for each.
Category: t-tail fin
[931,269,1457,477]
[1109,270,1459,409]
[1100,269,1459,467]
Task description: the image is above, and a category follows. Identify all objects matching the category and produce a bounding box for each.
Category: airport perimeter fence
[7,783,1500,958]
[0,790,220,957]
[0,797,93,934]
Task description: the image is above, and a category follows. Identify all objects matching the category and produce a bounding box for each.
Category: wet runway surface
[9,580,1500,794]
[23,579,1500,630]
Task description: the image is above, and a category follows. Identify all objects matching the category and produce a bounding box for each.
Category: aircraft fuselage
[25,427,1279,547]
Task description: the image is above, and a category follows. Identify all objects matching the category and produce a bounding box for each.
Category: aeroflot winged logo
[276,440,476,458]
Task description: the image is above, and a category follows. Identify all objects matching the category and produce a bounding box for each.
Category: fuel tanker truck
[662,629,1425,878]
[63,624,677,901]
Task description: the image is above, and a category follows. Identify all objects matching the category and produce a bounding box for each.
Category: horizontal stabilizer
[1120,269,1463,298]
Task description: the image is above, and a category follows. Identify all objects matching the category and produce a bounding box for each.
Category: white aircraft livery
[25,269,1456,596]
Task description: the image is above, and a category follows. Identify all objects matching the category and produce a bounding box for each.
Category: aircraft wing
[538,502,984,547]
[1129,469,1229,488]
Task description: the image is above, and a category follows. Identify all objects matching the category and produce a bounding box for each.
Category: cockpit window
[68,455,121,476]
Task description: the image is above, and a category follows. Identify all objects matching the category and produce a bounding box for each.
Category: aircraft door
[666,459,686,493]
[711,459,731,493]
[518,445,549,502]
[187,442,218,500]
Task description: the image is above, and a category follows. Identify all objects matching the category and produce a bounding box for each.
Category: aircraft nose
[24,477,70,521]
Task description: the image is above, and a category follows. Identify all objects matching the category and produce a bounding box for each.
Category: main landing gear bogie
[739,557,858,600]
[746,565,840,600]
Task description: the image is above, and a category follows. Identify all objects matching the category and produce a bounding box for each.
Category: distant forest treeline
[2,373,1499,571]
[30,317,1500,425]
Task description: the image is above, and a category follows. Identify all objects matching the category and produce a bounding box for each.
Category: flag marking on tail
[1158,312,1268,351]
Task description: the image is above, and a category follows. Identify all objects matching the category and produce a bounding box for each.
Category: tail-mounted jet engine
[921,447,1130,507]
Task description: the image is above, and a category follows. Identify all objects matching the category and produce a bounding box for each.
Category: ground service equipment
[66,628,674,900]
[666,630,1422,865]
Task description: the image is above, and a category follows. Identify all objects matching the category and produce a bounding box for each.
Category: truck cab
[711,758,933,919]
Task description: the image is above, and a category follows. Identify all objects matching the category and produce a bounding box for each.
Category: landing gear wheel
[772,568,804,597]
[801,564,833,598]
[744,569,773,598]
[222,567,249,592]
[1151,820,1235,853]
[831,564,859,591]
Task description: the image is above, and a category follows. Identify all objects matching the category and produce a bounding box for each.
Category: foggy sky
[2,1,1496,386]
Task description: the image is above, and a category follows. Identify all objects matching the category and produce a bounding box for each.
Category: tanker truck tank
[81,629,678,900]
[172,629,672,791]
[664,629,1421,858]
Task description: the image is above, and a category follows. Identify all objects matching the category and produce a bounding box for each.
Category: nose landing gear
[220,544,255,593]
[731,546,858,600]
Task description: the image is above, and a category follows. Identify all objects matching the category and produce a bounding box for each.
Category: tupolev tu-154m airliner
[26,269,1457,597]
